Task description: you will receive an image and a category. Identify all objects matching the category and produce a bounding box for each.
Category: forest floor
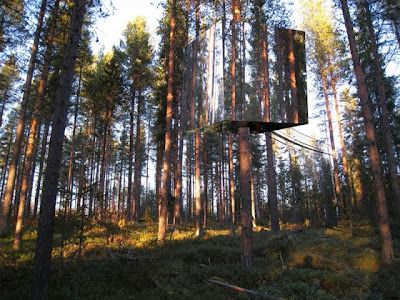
[0,216,399,299]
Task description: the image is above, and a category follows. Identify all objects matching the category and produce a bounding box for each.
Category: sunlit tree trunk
[158,0,176,245]
[0,0,47,234]
[193,0,202,237]
[156,142,162,219]
[233,0,253,270]
[340,0,394,265]
[328,58,353,226]
[202,26,213,228]
[320,67,343,219]
[30,0,87,297]
[144,119,151,215]
[229,0,237,236]
[195,130,202,236]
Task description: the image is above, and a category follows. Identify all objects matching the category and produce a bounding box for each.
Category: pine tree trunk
[0,117,15,203]
[233,0,253,270]
[133,89,142,221]
[33,120,50,219]
[186,138,193,222]
[203,138,208,228]
[173,87,185,231]
[0,0,47,234]
[158,0,176,245]
[239,127,253,270]
[77,120,89,213]
[195,131,202,236]
[340,0,394,265]
[99,123,109,220]
[66,65,82,216]
[88,118,97,217]
[118,124,125,219]
[217,133,225,224]
[229,4,237,235]
[156,142,162,219]
[363,0,400,216]
[30,0,86,297]
[320,68,343,219]
[262,24,279,231]
[328,59,353,220]
[127,88,135,221]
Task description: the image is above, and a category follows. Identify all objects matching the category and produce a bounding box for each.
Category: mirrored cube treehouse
[183,21,308,133]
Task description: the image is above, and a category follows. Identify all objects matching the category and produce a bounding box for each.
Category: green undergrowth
[1,217,399,299]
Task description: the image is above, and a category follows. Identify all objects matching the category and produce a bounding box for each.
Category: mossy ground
[1,217,399,299]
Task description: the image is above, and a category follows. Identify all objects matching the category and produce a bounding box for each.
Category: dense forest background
[0,0,399,298]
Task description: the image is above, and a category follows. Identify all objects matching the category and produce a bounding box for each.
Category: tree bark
[33,120,50,219]
[192,0,202,237]
[218,133,225,224]
[65,64,82,216]
[328,57,353,221]
[127,88,135,221]
[77,120,89,214]
[30,1,86,297]
[194,130,202,236]
[0,117,16,206]
[239,127,253,270]
[133,89,142,221]
[262,23,279,231]
[229,0,238,235]
[0,0,47,234]
[118,124,126,219]
[158,0,176,245]
[340,0,394,265]
[363,0,400,216]
[173,82,185,231]
[320,67,343,219]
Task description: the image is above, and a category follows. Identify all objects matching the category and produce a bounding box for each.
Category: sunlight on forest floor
[1,217,399,299]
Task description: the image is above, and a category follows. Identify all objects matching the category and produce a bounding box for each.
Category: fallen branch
[209,279,260,296]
